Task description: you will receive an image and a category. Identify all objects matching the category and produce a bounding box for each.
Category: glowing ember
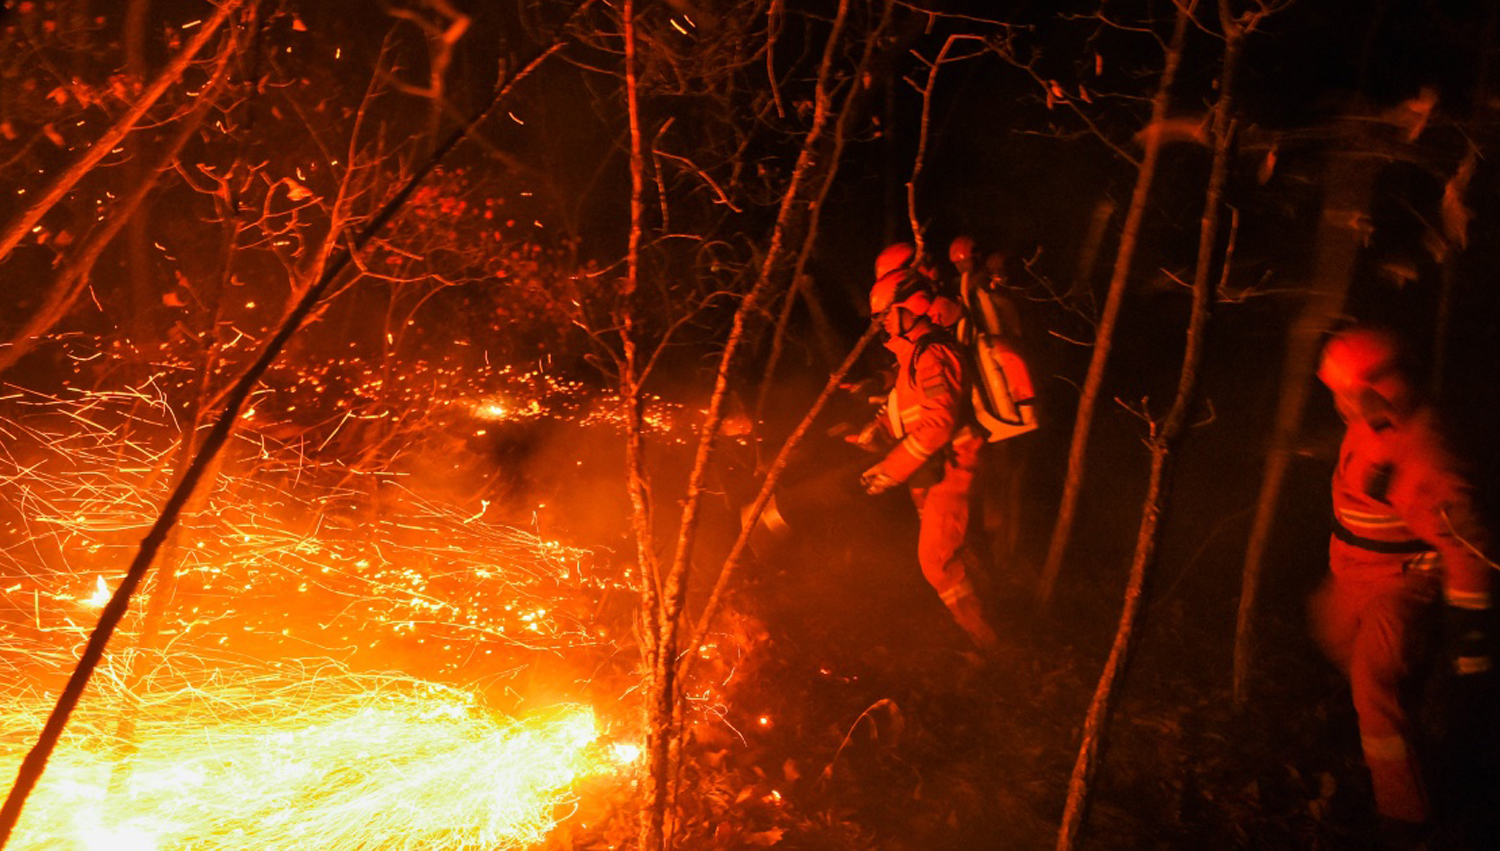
[0,322,757,848]
[81,577,110,608]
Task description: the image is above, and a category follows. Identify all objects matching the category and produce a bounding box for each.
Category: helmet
[949,235,978,269]
[869,269,932,317]
[874,242,917,280]
[1317,326,1413,419]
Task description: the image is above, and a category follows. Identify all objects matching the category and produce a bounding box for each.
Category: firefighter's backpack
[967,331,1038,441]
[910,329,1039,443]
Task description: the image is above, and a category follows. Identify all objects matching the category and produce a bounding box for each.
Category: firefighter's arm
[1433,495,1495,676]
[1403,447,1496,675]
[864,345,962,488]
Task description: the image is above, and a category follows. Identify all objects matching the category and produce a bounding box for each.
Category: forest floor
[515,373,1500,850]
[653,422,1500,851]
[733,385,1500,851]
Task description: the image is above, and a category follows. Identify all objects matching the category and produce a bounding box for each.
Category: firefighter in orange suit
[851,257,997,650]
[1311,325,1495,828]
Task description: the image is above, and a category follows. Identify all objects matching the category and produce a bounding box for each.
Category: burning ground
[4,325,1500,850]
[0,344,661,849]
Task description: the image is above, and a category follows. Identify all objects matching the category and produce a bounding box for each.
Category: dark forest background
[4,1,1500,849]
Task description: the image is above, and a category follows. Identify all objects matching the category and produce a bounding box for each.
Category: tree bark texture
[1036,6,1191,607]
[637,3,856,847]
[621,5,675,850]
[1056,8,1240,844]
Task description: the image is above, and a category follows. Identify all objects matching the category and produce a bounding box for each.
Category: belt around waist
[1331,518,1433,555]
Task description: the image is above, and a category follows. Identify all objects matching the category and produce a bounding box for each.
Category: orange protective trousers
[1311,559,1438,824]
[911,464,975,600]
[909,454,995,649]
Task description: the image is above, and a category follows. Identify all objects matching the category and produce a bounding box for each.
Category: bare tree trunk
[621,5,677,850]
[883,77,900,243]
[386,0,470,156]
[636,3,857,847]
[0,0,243,265]
[905,37,959,257]
[1036,5,1190,607]
[1072,197,1117,305]
[1057,9,1243,842]
[1231,149,1378,704]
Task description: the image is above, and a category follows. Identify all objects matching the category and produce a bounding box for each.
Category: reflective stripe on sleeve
[1446,587,1492,610]
[919,375,954,403]
[1331,519,1431,555]
[898,434,939,462]
[1361,733,1408,761]
[939,579,976,605]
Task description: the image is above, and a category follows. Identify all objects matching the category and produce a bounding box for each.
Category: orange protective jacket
[869,325,983,485]
[1330,407,1493,609]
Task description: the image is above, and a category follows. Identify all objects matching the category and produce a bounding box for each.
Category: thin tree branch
[0,0,245,265]
[0,15,583,841]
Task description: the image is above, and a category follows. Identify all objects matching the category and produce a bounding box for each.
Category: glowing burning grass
[0,342,760,848]
[0,361,648,848]
[1,671,636,850]
[465,363,695,440]
[0,377,625,684]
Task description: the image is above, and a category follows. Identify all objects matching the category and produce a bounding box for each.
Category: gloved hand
[1443,605,1494,676]
[845,420,884,452]
[859,464,898,495]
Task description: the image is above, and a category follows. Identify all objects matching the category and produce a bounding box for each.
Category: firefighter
[949,235,1023,342]
[850,258,998,650]
[949,236,1032,569]
[1310,324,1495,831]
[875,241,963,331]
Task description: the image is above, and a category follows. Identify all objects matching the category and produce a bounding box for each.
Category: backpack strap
[908,331,978,428]
[908,329,962,383]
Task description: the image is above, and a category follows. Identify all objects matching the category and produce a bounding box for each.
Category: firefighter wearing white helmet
[852,262,997,650]
[1309,324,1495,829]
